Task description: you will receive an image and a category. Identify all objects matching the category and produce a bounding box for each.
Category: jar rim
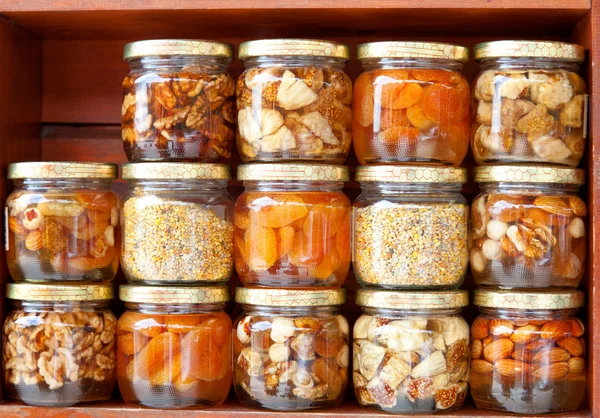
[357,41,468,63]
[123,39,233,61]
[474,289,584,309]
[6,283,114,302]
[474,40,585,62]
[119,285,229,304]
[356,289,468,309]
[474,165,585,185]
[356,165,466,184]
[238,39,350,60]
[237,163,349,182]
[235,288,346,307]
[122,163,231,180]
[8,162,117,180]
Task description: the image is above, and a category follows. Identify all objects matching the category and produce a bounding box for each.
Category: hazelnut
[482,239,503,260]
[486,220,509,241]
[569,217,585,239]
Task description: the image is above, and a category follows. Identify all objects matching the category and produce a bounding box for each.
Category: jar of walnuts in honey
[471,289,586,414]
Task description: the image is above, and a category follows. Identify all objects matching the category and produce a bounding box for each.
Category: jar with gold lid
[5,162,120,283]
[471,166,586,289]
[472,40,587,166]
[236,39,352,163]
[354,41,470,166]
[470,289,586,414]
[116,285,231,409]
[122,39,235,162]
[353,289,470,414]
[2,283,116,406]
[235,163,351,288]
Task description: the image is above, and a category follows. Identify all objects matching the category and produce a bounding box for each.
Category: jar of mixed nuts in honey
[235,164,351,288]
[117,285,231,409]
[354,41,470,166]
[121,163,234,285]
[2,283,116,406]
[122,39,235,162]
[353,289,470,414]
[5,162,120,282]
[233,288,348,411]
[237,39,352,163]
[471,289,586,414]
[354,166,468,289]
[472,166,586,289]
[472,40,587,166]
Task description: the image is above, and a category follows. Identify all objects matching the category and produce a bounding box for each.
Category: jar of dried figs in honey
[353,289,470,414]
[472,40,587,166]
[233,288,348,411]
[471,289,586,414]
[2,283,116,406]
[122,39,235,162]
[472,166,586,289]
[354,41,470,166]
[6,162,120,282]
[117,285,232,409]
[237,39,352,163]
[235,164,351,288]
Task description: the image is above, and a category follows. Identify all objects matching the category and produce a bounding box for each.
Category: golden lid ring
[474,40,585,62]
[238,39,350,60]
[358,41,469,63]
[356,165,466,184]
[124,39,233,61]
[474,289,584,310]
[235,288,346,307]
[120,285,229,304]
[475,166,585,185]
[8,162,117,180]
[238,163,349,182]
[356,289,469,310]
[122,163,231,180]
[6,283,114,302]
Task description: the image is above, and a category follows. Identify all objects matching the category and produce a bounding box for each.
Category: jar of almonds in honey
[354,41,470,166]
[471,289,586,414]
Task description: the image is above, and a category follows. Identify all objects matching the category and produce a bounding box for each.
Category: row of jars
[2,283,586,414]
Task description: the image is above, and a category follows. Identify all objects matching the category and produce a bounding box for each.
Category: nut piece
[494,359,533,378]
[506,225,524,252]
[532,362,570,381]
[489,319,514,338]
[482,239,503,260]
[486,220,509,241]
[270,318,296,344]
[277,70,318,110]
[540,321,572,341]
[22,208,43,230]
[483,339,514,363]
[410,351,447,378]
[471,339,483,359]
[238,348,263,377]
[557,337,584,357]
[567,356,585,373]
[359,342,386,381]
[471,359,494,374]
[470,249,486,273]
[559,94,585,128]
[569,217,585,239]
[268,343,291,363]
[471,317,490,340]
[236,316,252,344]
[510,325,539,344]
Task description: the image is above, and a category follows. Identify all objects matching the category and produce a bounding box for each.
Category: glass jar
[472,166,586,289]
[354,166,468,289]
[354,41,470,166]
[353,289,470,414]
[472,40,587,166]
[117,285,231,409]
[233,288,348,411]
[2,283,116,406]
[121,163,234,285]
[5,162,120,282]
[471,289,586,414]
[235,164,351,288]
[122,39,235,162]
[236,39,352,163]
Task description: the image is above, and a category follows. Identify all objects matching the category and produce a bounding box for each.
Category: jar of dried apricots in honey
[471,289,586,414]
[233,287,348,411]
[354,41,470,166]
[117,285,232,409]
[5,162,120,282]
[235,163,351,288]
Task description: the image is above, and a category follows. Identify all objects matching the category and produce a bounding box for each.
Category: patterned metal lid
[474,289,584,310]
[235,288,346,307]
[474,40,585,62]
[8,162,117,180]
[122,163,231,180]
[124,39,233,61]
[6,283,114,301]
[356,289,469,310]
[356,166,466,184]
[120,285,229,304]
[474,166,585,185]
[238,164,349,182]
[358,41,469,63]
[238,39,350,60]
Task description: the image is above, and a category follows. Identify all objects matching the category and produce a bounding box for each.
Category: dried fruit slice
[315,329,345,358]
[67,247,116,271]
[422,80,469,124]
[289,232,324,266]
[117,311,165,337]
[406,104,435,131]
[197,313,232,347]
[234,211,251,230]
[76,192,118,212]
[127,332,180,380]
[377,126,420,150]
[354,73,375,127]
[303,203,347,240]
[383,82,423,110]
[379,108,410,131]
[87,209,112,224]
[117,332,148,355]
[435,384,458,410]
[181,326,223,381]
[312,358,343,398]
[412,69,462,84]
[249,194,308,228]
[149,353,182,385]
[72,219,109,241]
[244,225,277,271]
[165,315,204,334]
[275,226,295,258]
[309,244,341,280]
[8,217,27,235]
[335,210,351,262]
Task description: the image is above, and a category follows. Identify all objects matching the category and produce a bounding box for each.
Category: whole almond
[570,319,585,338]
[494,359,533,378]
[557,337,584,357]
[540,321,572,341]
[532,362,570,381]
[525,338,554,352]
[483,339,514,363]
[532,347,571,364]
[568,196,587,217]
[510,325,539,344]
[512,349,534,363]
[482,335,494,348]
[471,339,483,359]
[567,357,585,374]
[8,217,27,235]
[471,317,490,340]
[25,230,43,251]
[490,319,514,338]
[533,196,572,216]
[471,359,494,374]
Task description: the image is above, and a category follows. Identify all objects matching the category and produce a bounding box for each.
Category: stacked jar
[468,40,588,414]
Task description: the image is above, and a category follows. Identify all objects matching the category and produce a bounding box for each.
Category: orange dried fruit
[315,329,345,358]
[377,126,420,149]
[181,326,223,381]
[353,73,375,127]
[249,194,308,228]
[411,69,462,84]
[244,225,277,271]
[406,103,434,131]
[127,332,180,380]
[422,80,469,124]
[276,226,295,258]
[312,358,343,398]
[117,332,148,355]
[72,219,109,240]
[335,210,351,262]
[173,370,198,393]
[289,232,324,266]
[303,203,347,240]
[87,209,112,224]
[8,217,27,235]
[197,313,232,347]
[234,234,249,266]
[118,311,165,337]
[234,211,251,230]
[149,352,182,385]
[309,245,341,280]
[378,108,410,131]
[165,315,204,334]
[67,246,115,271]
[75,192,117,212]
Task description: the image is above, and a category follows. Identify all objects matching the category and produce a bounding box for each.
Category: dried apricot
[276,226,295,258]
[149,352,181,385]
[315,329,345,358]
[118,311,165,337]
[128,332,180,379]
[234,234,249,266]
[377,126,420,150]
[76,192,117,212]
[165,315,204,334]
[87,209,112,224]
[244,225,277,271]
[411,69,462,84]
[181,326,223,381]
[379,81,406,109]
[422,80,469,124]
[312,358,343,398]
[393,83,423,109]
[67,246,115,271]
[249,194,308,228]
[335,211,351,262]
[303,203,347,240]
[407,104,435,131]
[289,232,325,267]
[354,73,375,127]
[378,108,410,131]
[117,332,148,355]
[234,211,251,230]
[309,245,340,280]
[197,313,232,347]
[72,219,109,240]
[174,370,198,392]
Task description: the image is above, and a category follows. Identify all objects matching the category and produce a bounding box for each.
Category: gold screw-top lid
[474,40,585,62]
[474,166,585,185]
[235,288,346,307]
[122,163,231,180]
[6,283,114,301]
[358,41,469,63]
[124,39,233,61]
[8,162,117,180]
[119,285,229,304]
[237,163,349,182]
[356,289,469,310]
[474,289,584,310]
[356,166,466,184]
[238,39,350,60]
